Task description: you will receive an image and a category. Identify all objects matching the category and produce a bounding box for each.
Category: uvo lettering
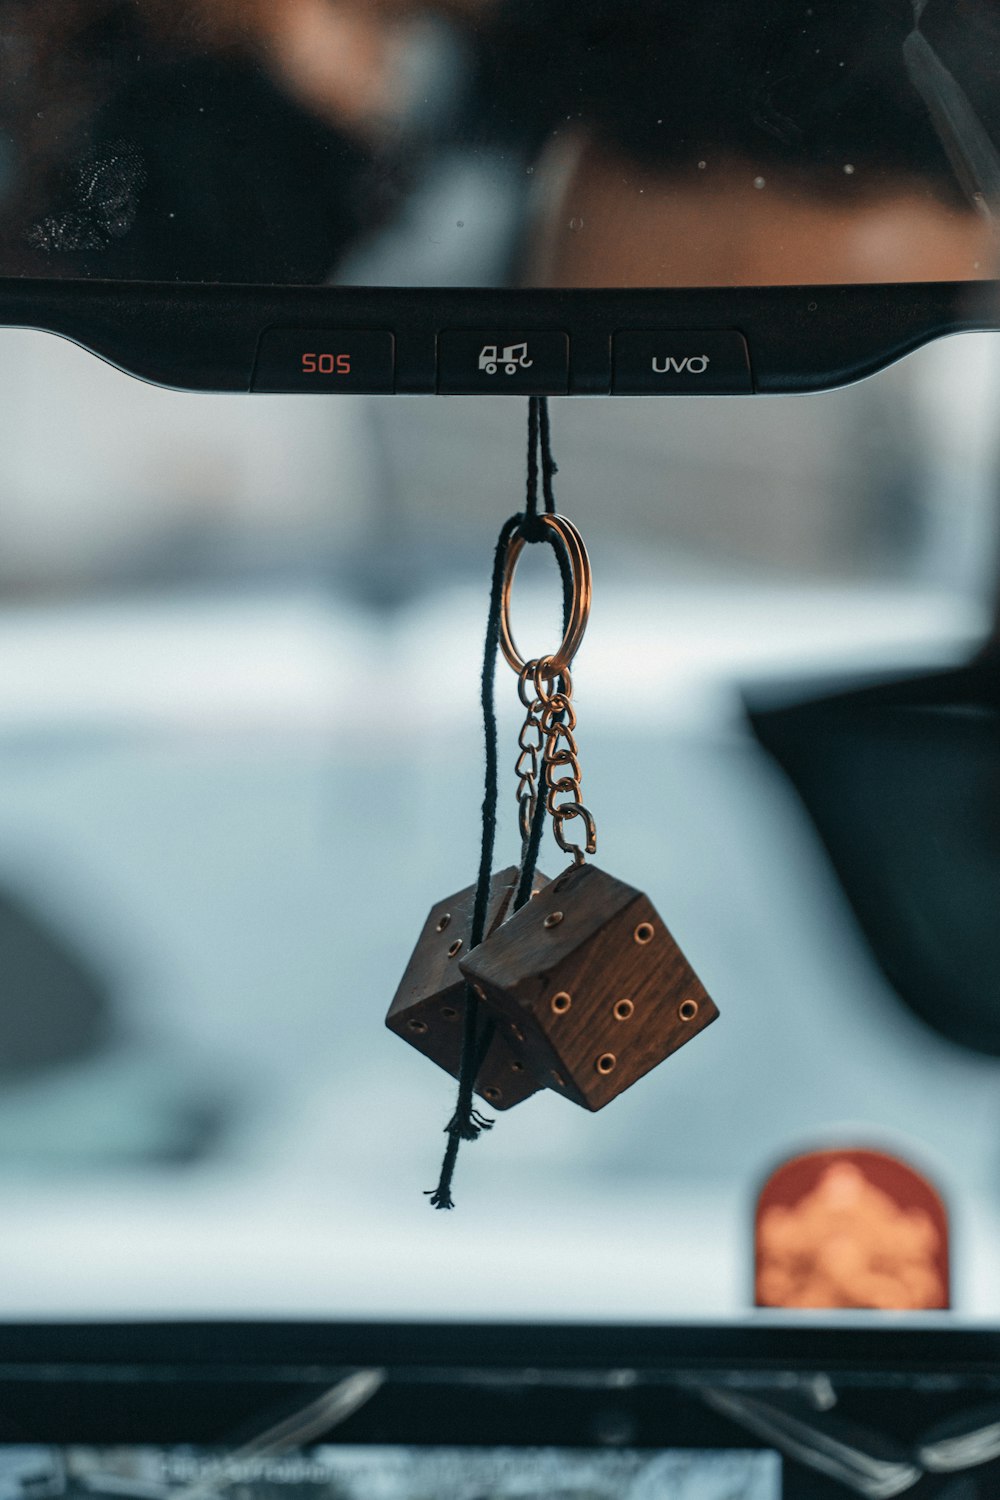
[652,355,710,375]
[302,353,352,376]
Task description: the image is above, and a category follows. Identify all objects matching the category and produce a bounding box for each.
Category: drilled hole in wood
[634,922,655,945]
[551,991,572,1015]
[408,1019,428,1035]
[614,998,635,1021]
[441,1006,458,1020]
[436,913,451,932]
[596,1052,617,1075]
[447,939,463,958]
[511,1061,524,1073]
[679,999,700,1022]
[484,1086,502,1102]
[544,911,564,929]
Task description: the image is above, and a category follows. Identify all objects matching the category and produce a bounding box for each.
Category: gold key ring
[500,513,592,677]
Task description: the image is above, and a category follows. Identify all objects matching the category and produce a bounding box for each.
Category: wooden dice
[386,866,550,1110]
[460,862,718,1110]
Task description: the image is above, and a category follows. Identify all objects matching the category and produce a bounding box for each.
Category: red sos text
[302,354,352,376]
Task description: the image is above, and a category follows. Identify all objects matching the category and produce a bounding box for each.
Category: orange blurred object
[755,1149,950,1311]
[143,0,479,134]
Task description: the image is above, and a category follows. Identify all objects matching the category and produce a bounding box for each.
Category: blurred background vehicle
[0,322,997,1320]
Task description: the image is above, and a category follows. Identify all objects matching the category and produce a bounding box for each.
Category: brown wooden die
[386,866,550,1111]
[459,861,718,1111]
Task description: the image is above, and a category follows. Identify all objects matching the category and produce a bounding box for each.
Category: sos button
[253,330,394,393]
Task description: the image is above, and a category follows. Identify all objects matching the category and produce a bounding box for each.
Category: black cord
[531,395,573,614]
[539,396,559,514]
[427,397,572,1210]
[516,398,572,912]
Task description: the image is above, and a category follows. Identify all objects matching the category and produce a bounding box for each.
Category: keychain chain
[516,658,597,865]
[539,665,598,864]
[515,665,545,845]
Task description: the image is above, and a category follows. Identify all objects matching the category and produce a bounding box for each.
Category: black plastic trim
[0,1322,994,1452]
[0,279,998,394]
[0,1319,997,1375]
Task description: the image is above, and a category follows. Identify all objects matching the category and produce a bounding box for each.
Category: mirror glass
[2,1,1000,289]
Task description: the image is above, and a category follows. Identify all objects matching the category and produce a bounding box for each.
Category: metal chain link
[519,657,598,864]
[515,664,546,844]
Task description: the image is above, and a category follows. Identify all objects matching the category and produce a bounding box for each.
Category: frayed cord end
[446,1111,486,1142]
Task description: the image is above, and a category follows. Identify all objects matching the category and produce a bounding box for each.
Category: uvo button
[253,329,394,393]
[438,331,569,394]
[613,330,752,394]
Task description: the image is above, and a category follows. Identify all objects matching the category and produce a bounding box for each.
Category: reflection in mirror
[1,1,1000,288]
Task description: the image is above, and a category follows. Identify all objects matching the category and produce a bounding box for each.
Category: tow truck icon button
[479,342,534,376]
[438,331,570,394]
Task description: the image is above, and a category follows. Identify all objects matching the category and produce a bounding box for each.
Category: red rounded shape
[754,1148,950,1311]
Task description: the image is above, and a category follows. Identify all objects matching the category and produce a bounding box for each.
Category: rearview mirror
[3,1,1000,394]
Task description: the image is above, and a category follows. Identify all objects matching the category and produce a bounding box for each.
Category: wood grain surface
[461,862,718,1110]
[386,865,550,1110]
